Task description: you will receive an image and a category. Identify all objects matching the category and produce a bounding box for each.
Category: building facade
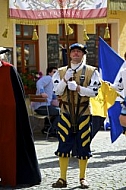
[0,0,126,75]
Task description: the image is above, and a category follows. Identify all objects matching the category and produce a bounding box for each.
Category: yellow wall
[0,0,13,48]
[47,24,58,34]
[0,0,126,62]
[118,11,126,58]
[86,24,95,34]
[109,10,126,58]
[83,10,126,58]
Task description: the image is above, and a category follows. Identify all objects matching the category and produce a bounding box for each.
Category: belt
[62,101,89,107]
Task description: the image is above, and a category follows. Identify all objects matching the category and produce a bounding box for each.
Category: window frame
[16,24,39,73]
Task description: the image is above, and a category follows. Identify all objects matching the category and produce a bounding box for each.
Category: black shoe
[52,178,67,188]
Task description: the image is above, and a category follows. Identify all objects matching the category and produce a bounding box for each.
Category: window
[59,24,77,47]
[95,24,111,67]
[96,24,111,46]
[59,24,77,66]
[16,25,39,73]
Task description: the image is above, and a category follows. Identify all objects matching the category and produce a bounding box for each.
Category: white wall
[38,25,47,75]
[109,19,119,54]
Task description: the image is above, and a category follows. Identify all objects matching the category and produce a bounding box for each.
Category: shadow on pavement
[88,158,126,168]
[38,151,126,170]
[92,149,126,158]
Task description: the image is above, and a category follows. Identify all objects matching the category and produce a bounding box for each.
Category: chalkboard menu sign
[86,34,97,66]
[47,34,59,68]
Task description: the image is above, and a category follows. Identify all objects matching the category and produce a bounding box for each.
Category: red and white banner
[9,0,107,20]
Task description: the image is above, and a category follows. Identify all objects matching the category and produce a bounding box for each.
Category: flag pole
[65,24,77,133]
[66,35,70,67]
[65,24,73,67]
[117,92,124,100]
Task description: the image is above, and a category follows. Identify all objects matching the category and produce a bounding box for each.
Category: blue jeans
[35,105,60,115]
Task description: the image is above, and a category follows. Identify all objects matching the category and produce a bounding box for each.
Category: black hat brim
[0,49,10,55]
[70,46,88,54]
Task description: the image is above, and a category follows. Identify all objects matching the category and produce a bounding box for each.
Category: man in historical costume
[52,43,101,188]
[0,48,41,187]
[106,54,126,160]
[111,66,126,128]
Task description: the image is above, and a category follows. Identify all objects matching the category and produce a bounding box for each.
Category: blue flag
[98,37,124,143]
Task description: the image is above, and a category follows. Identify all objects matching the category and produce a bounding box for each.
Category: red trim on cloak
[0,63,16,186]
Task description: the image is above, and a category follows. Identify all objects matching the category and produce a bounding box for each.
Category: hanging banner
[9,0,107,24]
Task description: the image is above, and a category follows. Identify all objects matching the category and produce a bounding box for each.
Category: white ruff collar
[71,62,81,70]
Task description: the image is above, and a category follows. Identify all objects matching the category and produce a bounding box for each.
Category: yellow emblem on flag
[90,81,119,117]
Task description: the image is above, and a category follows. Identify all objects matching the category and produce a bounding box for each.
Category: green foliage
[20,70,43,90]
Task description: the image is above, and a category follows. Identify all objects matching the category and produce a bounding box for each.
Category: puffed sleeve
[79,69,101,97]
[52,70,67,95]
[110,72,124,92]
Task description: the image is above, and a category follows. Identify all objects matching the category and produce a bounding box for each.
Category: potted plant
[20,70,43,95]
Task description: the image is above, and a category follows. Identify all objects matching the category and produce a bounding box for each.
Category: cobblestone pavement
[1,131,126,190]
